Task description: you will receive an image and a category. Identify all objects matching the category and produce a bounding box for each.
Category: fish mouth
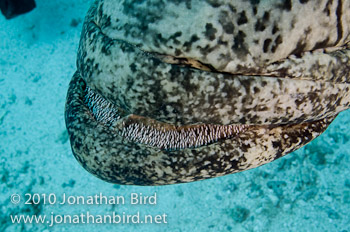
[83,80,249,150]
[64,1,348,185]
[65,71,334,185]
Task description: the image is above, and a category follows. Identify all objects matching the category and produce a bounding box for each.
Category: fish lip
[83,82,250,150]
[65,71,334,185]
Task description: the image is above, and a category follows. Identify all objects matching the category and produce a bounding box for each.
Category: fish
[65,0,350,185]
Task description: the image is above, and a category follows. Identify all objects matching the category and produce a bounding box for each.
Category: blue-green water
[1,1,350,231]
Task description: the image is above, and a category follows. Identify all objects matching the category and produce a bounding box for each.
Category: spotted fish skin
[91,0,350,80]
[65,0,350,185]
[78,0,350,126]
[65,72,334,185]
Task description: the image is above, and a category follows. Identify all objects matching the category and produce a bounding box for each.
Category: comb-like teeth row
[84,85,248,150]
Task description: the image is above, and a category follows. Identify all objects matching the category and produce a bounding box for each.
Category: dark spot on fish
[290,40,307,57]
[272,24,279,34]
[255,19,266,31]
[223,22,235,34]
[129,63,136,72]
[272,141,281,149]
[175,48,182,56]
[206,0,221,8]
[169,31,182,45]
[232,30,248,57]
[183,34,200,51]
[204,23,217,41]
[250,0,260,5]
[263,38,272,53]
[278,0,292,11]
[271,35,283,53]
[252,7,257,15]
[312,38,330,50]
[237,11,248,25]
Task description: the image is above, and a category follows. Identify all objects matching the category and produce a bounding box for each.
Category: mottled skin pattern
[65,0,350,185]
[95,0,350,80]
[79,0,350,126]
[66,72,334,185]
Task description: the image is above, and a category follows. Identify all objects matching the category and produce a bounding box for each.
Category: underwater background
[1,0,350,231]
